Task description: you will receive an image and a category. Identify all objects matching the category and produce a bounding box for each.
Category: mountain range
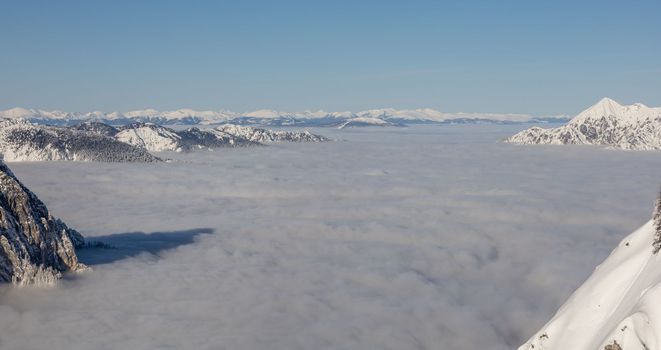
[0,107,569,127]
[0,120,330,161]
[507,98,661,150]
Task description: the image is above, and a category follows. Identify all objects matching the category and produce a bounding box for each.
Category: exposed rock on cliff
[0,161,86,285]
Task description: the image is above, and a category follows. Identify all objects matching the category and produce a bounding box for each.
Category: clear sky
[1,0,659,115]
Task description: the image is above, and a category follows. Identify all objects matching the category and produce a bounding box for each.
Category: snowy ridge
[0,119,330,160]
[0,106,569,127]
[214,124,330,142]
[507,98,661,150]
[337,117,403,129]
[520,194,661,350]
[115,123,185,152]
[114,123,262,152]
[0,119,160,162]
[71,121,119,137]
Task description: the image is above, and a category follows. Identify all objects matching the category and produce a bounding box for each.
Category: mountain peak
[569,97,636,123]
[592,97,622,111]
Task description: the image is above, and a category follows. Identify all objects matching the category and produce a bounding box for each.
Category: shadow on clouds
[76,228,214,266]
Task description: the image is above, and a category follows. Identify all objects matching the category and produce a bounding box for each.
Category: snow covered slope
[115,123,264,152]
[214,124,330,142]
[507,98,661,150]
[520,194,661,350]
[0,119,160,162]
[115,123,186,152]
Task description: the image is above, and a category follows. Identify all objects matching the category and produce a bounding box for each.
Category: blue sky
[1,0,659,115]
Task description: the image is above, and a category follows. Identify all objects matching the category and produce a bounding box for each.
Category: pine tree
[652,187,661,254]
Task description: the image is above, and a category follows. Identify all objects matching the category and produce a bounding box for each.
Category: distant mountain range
[507,98,661,150]
[0,120,330,161]
[0,107,570,127]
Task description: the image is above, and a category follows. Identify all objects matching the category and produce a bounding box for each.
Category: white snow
[507,97,661,150]
[570,97,661,126]
[520,217,661,350]
[214,124,328,142]
[115,124,183,152]
[0,106,559,125]
[337,117,393,129]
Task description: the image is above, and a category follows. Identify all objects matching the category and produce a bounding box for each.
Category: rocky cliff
[0,161,86,285]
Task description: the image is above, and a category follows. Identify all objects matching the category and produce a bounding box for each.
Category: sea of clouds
[1,125,660,350]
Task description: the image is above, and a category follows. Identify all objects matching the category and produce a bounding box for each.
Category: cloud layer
[1,125,660,350]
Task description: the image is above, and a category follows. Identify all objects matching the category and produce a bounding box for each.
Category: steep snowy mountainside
[520,193,661,350]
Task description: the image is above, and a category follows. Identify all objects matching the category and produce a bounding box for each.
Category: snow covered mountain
[71,121,119,137]
[507,98,661,150]
[114,123,260,152]
[0,119,329,159]
[214,124,330,143]
[0,106,569,127]
[113,123,326,152]
[0,119,160,162]
[0,161,86,285]
[336,117,404,129]
[520,193,661,350]
[115,123,187,152]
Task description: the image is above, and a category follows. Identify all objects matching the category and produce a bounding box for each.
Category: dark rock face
[0,161,86,285]
[604,340,622,350]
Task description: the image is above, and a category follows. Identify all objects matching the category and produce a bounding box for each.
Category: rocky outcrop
[0,161,86,285]
[506,98,661,150]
